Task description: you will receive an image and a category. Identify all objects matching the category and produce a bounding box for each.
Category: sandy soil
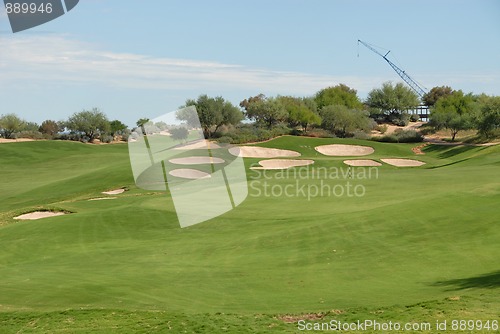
[169,168,211,179]
[14,211,66,220]
[169,156,225,165]
[251,159,314,170]
[102,189,126,195]
[89,197,117,201]
[315,144,374,156]
[173,140,221,150]
[229,146,301,158]
[381,158,425,167]
[343,159,382,167]
[372,121,425,137]
[0,138,36,143]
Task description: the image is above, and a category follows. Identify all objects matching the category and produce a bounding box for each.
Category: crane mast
[357,40,426,98]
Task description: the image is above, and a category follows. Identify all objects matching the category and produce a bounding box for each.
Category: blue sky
[1,0,499,126]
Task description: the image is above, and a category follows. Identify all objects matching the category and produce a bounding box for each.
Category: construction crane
[357,39,427,98]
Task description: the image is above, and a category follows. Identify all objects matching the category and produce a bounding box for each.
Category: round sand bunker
[315,144,374,156]
[343,159,382,167]
[229,146,300,158]
[251,159,314,170]
[381,158,425,167]
[169,156,225,165]
[169,168,211,179]
[14,211,66,220]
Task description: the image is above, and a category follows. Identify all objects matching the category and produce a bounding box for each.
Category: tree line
[1,82,498,143]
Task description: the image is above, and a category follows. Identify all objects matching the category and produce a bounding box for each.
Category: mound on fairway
[343,159,382,167]
[169,156,225,165]
[229,146,300,158]
[14,211,66,220]
[102,188,126,195]
[251,159,314,170]
[169,168,211,179]
[315,144,374,156]
[381,158,425,167]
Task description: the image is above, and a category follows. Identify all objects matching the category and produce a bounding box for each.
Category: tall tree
[0,113,25,139]
[477,95,500,139]
[430,90,476,141]
[279,96,321,132]
[423,86,454,107]
[66,108,110,142]
[39,120,59,138]
[109,120,128,136]
[181,95,243,138]
[320,105,372,138]
[241,95,287,128]
[366,82,420,114]
[315,84,363,109]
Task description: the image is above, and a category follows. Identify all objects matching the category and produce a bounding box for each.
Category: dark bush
[374,129,423,143]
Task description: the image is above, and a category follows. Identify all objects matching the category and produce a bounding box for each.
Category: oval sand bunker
[229,146,300,158]
[15,211,66,220]
[169,156,225,165]
[251,159,314,170]
[169,168,211,179]
[102,189,125,195]
[315,144,374,156]
[344,159,382,167]
[381,158,425,167]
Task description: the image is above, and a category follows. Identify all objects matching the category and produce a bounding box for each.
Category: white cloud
[0,35,385,97]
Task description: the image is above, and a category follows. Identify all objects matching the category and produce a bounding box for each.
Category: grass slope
[0,138,498,332]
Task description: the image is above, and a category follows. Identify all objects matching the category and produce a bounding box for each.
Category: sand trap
[229,146,301,158]
[89,197,117,201]
[169,168,211,179]
[169,156,225,165]
[315,144,374,156]
[102,189,125,195]
[14,211,66,220]
[343,159,382,167]
[251,159,314,170]
[174,140,221,150]
[381,158,426,167]
[0,138,35,143]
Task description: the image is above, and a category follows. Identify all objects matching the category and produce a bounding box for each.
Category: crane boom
[357,40,426,98]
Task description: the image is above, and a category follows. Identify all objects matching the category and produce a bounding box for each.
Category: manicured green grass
[0,138,498,333]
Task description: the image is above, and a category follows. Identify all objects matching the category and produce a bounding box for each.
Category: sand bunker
[343,159,382,167]
[229,146,301,158]
[174,140,221,150]
[169,168,211,179]
[169,156,225,165]
[14,211,66,220]
[89,197,117,201]
[251,159,314,170]
[102,189,125,195]
[381,158,426,167]
[315,144,374,156]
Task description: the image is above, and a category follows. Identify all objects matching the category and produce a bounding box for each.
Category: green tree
[279,96,321,132]
[170,127,189,142]
[39,120,59,138]
[320,105,372,138]
[423,86,454,107]
[315,84,363,109]
[430,90,476,141]
[366,82,420,114]
[66,108,110,142]
[241,95,287,128]
[0,113,25,139]
[477,96,500,139]
[181,95,243,138]
[109,120,128,136]
[136,118,150,127]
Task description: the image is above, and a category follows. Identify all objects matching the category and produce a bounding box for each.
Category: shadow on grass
[423,145,479,159]
[433,270,500,291]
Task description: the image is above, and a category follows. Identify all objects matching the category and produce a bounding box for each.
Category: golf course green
[0,137,499,333]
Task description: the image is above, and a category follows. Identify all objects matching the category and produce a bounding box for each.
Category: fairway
[0,138,499,332]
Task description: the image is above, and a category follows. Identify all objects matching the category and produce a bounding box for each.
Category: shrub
[410,114,420,122]
[13,131,45,139]
[100,135,114,143]
[376,124,388,134]
[374,129,423,143]
[389,113,410,126]
[216,136,233,144]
